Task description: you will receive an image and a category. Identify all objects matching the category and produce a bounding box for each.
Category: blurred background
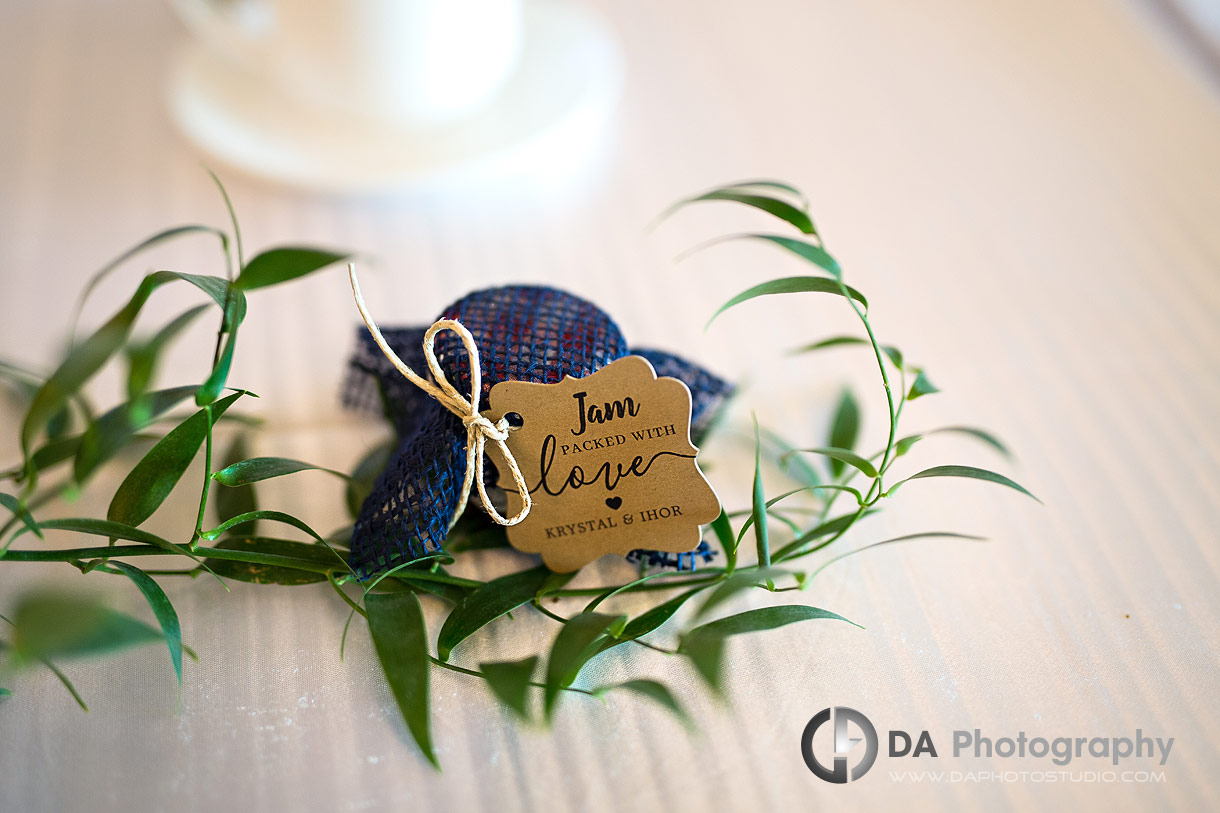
[1,0,1218,810]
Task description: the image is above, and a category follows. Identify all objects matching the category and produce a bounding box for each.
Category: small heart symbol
[605,496,623,510]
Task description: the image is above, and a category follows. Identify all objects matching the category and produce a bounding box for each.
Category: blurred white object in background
[166,0,622,193]
[171,0,523,125]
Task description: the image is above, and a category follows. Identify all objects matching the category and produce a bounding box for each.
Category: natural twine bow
[347,263,532,528]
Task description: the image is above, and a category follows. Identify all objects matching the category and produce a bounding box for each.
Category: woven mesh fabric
[344,285,732,578]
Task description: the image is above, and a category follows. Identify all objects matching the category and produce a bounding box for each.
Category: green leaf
[21,270,214,484]
[479,656,538,721]
[18,517,197,559]
[751,416,770,568]
[773,510,874,560]
[30,435,84,474]
[694,567,789,621]
[709,509,736,573]
[346,440,394,520]
[906,370,939,401]
[905,426,1011,459]
[74,385,199,483]
[791,335,904,368]
[126,304,210,403]
[679,605,859,692]
[0,493,43,542]
[707,276,867,329]
[888,465,1039,502]
[809,532,985,581]
[792,447,877,479]
[194,289,248,406]
[201,509,332,548]
[759,427,822,489]
[894,434,923,457]
[668,189,816,235]
[0,687,10,697]
[544,612,625,719]
[211,456,351,487]
[595,679,689,725]
[103,562,184,688]
[827,389,860,477]
[215,435,258,534]
[11,592,163,664]
[727,234,840,275]
[234,247,349,291]
[436,566,552,661]
[41,659,88,711]
[366,590,437,769]
[202,537,342,585]
[603,586,708,652]
[107,390,245,527]
[69,225,227,343]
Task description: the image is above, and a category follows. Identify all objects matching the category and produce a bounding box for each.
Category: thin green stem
[192,404,214,544]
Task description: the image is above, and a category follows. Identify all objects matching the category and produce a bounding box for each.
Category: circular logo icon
[801,706,879,783]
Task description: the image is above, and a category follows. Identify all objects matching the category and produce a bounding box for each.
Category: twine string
[347,263,532,528]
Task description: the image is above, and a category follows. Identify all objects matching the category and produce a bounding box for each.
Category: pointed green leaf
[794,447,877,479]
[679,605,859,692]
[366,590,437,769]
[889,465,1039,502]
[41,659,88,711]
[437,566,552,661]
[930,426,1011,458]
[730,234,839,276]
[479,656,538,721]
[126,304,210,402]
[906,370,939,401]
[809,532,986,581]
[709,509,736,573]
[18,517,197,559]
[544,612,625,718]
[751,416,770,568]
[194,289,247,406]
[605,586,709,655]
[595,679,689,725]
[773,510,873,560]
[202,537,342,585]
[103,562,183,688]
[791,336,904,368]
[234,247,350,291]
[672,190,816,235]
[11,593,163,663]
[215,435,258,534]
[69,225,227,342]
[707,277,867,328]
[0,493,43,542]
[694,567,789,621]
[107,390,245,527]
[22,270,208,481]
[827,389,860,477]
[759,426,822,489]
[74,385,199,483]
[211,456,351,487]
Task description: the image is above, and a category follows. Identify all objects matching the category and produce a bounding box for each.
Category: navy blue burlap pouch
[342,285,732,578]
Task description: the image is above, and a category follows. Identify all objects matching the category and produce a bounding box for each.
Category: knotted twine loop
[347,263,532,528]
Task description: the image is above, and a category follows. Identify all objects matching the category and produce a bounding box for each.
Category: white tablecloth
[1,0,1218,810]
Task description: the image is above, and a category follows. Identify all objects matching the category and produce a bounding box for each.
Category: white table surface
[2,0,1219,810]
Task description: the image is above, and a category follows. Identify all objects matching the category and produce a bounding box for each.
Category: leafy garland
[0,177,1035,766]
